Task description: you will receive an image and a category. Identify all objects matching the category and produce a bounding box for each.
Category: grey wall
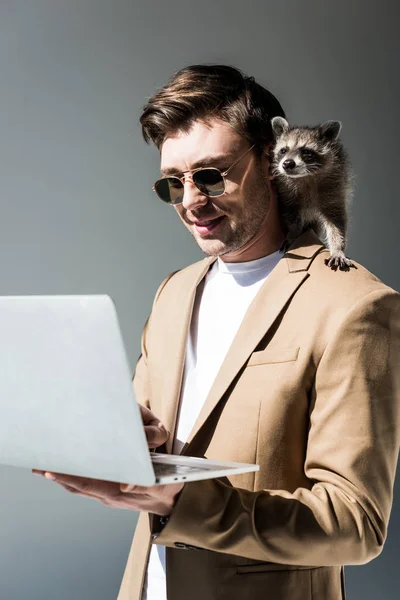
[0,1,399,598]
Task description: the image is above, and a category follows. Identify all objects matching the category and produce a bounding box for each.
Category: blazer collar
[163,229,325,454]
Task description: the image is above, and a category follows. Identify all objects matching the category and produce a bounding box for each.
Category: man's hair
[139,64,286,154]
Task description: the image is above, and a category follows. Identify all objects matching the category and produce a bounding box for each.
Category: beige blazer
[117,230,400,600]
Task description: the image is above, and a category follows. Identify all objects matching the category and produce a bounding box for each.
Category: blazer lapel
[163,256,216,454]
[181,229,325,452]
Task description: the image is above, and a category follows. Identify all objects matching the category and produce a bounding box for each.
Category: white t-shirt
[141,249,282,600]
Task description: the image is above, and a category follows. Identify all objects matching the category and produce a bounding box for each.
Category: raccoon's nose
[283,159,296,170]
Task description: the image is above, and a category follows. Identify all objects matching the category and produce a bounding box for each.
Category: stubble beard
[191,174,271,258]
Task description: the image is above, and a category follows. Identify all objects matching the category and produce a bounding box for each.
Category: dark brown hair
[139,64,286,154]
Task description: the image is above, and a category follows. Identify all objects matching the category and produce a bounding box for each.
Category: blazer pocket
[236,562,317,574]
[247,346,300,367]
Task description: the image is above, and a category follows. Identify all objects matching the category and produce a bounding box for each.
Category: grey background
[0,0,399,598]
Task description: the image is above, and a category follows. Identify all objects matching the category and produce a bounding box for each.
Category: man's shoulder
[173,256,215,279]
[308,247,399,311]
[153,256,214,302]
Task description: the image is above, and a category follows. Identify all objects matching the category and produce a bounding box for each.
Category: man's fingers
[33,470,106,495]
[40,472,120,497]
[120,483,151,494]
[139,405,169,448]
[33,470,151,498]
[139,404,158,422]
[144,422,169,448]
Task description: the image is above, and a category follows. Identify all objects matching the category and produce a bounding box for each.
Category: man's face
[160,118,274,260]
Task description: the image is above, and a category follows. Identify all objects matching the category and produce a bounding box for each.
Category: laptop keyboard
[152,462,206,477]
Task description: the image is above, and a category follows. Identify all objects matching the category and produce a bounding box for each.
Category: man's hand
[32,404,182,515]
[139,404,170,449]
[32,470,184,516]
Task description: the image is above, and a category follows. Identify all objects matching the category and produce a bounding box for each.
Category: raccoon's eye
[300,148,316,160]
[278,147,288,156]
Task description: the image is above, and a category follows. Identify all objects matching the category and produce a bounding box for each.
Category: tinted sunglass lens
[155,178,184,204]
[193,169,225,197]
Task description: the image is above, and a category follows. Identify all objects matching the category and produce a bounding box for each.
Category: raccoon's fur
[270,116,354,269]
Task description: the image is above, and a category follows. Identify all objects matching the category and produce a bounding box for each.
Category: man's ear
[271,116,289,138]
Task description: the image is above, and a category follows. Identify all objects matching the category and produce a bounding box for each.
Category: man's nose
[181,176,208,211]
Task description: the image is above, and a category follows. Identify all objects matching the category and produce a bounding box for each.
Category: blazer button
[151,534,158,540]
[174,542,187,549]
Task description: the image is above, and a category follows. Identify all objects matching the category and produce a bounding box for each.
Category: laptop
[0,295,259,486]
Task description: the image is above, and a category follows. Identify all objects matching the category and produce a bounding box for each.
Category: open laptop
[0,295,259,486]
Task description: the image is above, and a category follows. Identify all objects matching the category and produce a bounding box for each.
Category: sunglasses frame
[152,144,256,204]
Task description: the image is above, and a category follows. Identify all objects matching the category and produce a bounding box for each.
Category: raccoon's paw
[325,253,353,271]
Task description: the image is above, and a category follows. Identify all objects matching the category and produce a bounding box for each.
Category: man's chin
[193,236,229,257]
[193,235,242,258]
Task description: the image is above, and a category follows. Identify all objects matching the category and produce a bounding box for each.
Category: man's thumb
[145,423,169,448]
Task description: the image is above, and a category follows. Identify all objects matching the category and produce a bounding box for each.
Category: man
[35,64,400,600]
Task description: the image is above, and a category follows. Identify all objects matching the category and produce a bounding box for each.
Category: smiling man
[159,118,283,262]
[36,64,400,600]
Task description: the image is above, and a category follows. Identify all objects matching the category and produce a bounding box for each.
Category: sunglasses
[152,144,256,205]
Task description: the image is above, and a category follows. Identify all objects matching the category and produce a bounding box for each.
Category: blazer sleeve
[151,288,400,567]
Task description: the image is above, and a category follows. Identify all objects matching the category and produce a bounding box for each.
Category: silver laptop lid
[0,295,156,486]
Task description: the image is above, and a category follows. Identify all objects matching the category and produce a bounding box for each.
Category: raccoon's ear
[319,121,342,141]
[271,116,289,137]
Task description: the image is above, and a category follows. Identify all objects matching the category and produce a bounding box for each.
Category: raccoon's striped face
[270,117,341,180]
[273,134,325,178]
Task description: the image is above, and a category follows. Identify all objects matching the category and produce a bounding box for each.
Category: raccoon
[270,116,354,269]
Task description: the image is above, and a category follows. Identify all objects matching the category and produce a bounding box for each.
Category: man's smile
[190,215,226,235]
